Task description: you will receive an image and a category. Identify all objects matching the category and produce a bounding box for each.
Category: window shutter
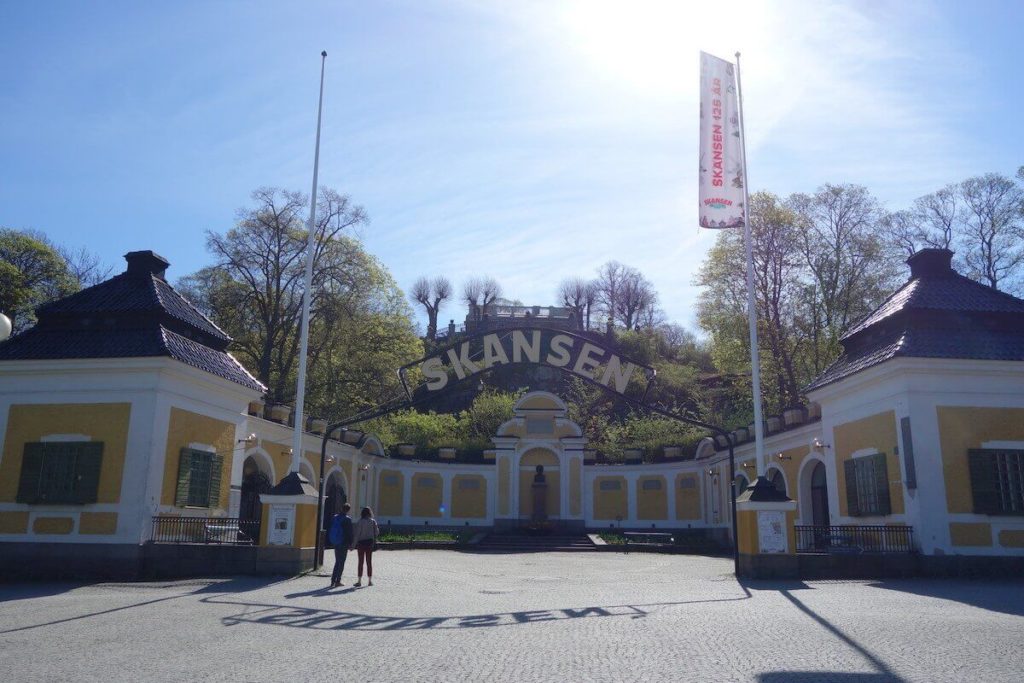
[73,442,104,504]
[968,449,999,514]
[16,443,46,504]
[872,452,891,516]
[175,448,193,507]
[844,458,860,517]
[207,454,224,509]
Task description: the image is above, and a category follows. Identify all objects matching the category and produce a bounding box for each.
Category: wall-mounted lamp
[813,438,831,451]
[776,452,792,461]
[237,433,256,444]
[742,462,755,469]
[707,469,716,477]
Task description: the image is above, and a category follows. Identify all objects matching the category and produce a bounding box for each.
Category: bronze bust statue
[533,464,545,484]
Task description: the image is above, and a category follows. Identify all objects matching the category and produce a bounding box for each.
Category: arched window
[769,468,787,496]
[734,474,749,496]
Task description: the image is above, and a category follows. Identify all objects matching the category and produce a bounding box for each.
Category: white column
[626,474,638,525]
[666,472,677,525]
[442,472,453,521]
[402,470,412,519]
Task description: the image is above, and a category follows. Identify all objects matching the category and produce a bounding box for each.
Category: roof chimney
[124,250,170,281]
[906,248,953,279]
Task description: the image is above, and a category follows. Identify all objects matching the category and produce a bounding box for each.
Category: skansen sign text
[418,330,643,394]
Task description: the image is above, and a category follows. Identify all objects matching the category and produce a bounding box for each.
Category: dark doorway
[810,461,830,526]
[239,456,271,524]
[322,473,347,531]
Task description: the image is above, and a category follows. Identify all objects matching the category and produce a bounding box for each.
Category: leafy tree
[178,186,422,419]
[0,229,78,333]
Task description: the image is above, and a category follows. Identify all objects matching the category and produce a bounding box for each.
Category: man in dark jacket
[330,504,354,587]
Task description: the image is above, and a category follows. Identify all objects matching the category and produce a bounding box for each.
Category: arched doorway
[768,468,787,497]
[239,455,272,524]
[519,448,559,521]
[809,461,830,526]
[322,471,348,531]
[734,473,749,496]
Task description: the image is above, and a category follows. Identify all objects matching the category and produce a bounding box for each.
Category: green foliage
[0,229,78,333]
[365,409,463,451]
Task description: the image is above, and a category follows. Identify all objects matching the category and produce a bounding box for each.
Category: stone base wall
[0,542,144,581]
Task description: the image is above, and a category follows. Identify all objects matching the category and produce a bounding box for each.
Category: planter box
[807,402,822,419]
[732,428,748,443]
[396,443,416,456]
[268,404,291,424]
[309,418,328,435]
[248,399,264,417]
[438,447,456,459]
[783,407,806,426]
[766,416,783,434]
[663,446,682,458]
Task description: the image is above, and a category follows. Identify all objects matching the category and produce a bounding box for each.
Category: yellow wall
[766,445,810,503]
[1,403,132,504]
[161,407,235,508]
[998,530,1024,548]
[80,512,118,535]
[833,410,903,516]
[0,511,29,533]
[593,476,627,521]
[636,476,667,520]
[949,522,992,547]
[34,517,74,534]
[675,473,701,520]
[410,472,442,518]
[295,504,317,548]
[452,474,487,518]
[519,449,559,518]
[262,440,293,484]
[569,457,581,516]
[377,469,404,517]
[937,406,1024,514]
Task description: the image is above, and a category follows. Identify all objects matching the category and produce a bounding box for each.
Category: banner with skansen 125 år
[698,51,745,229]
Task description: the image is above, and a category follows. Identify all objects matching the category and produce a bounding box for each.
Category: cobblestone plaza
[2,550,1021,682]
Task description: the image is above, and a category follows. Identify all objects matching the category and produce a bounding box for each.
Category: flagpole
[291,50,327,475]
[734,51,767,477]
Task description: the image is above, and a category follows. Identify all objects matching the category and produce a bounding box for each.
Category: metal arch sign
[398,327,656,400]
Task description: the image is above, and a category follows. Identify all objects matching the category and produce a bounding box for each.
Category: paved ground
[1,551,1022,682]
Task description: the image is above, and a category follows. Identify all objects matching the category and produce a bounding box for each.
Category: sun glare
[561,0,771,96]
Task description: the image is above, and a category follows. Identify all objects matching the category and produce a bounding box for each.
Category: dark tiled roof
[806,249,1024,393]
[40,272,230,344]
[0,325,264,392]
[0,250,264,392]
[844,275,1024,340]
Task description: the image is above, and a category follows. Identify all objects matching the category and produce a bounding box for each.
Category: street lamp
[0,313,11,342]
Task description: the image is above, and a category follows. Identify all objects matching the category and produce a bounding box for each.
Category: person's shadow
[284,585,358,599]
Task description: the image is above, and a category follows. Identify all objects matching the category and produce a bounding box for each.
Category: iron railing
[795,524,916,554]
[150,516,260,545]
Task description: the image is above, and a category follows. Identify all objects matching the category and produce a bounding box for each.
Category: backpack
[328,514,344,546]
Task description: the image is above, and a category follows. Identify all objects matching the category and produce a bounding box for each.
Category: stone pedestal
[735,476,798,579]
[531,483,548,522]
[256,472,319,576]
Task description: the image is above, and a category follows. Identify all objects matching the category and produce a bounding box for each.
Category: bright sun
[560,0,770,96]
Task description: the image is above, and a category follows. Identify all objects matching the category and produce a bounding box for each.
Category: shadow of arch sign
[316,326,738,571]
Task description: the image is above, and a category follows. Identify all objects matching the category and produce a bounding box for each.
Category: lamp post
[0,313,11,342]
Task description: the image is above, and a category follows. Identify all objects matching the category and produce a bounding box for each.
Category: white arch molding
[797,454,829,525]
[242,447,275,482]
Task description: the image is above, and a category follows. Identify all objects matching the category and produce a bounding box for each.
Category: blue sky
[2,1,1022,333]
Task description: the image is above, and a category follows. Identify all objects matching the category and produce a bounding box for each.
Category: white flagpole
[291,50,327,476]
[734,51,767,477]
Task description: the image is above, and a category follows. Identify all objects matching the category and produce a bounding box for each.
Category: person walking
[328,503,354,587]
[351,506,379,587]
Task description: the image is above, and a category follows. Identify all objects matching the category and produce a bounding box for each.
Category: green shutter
[844,458,860,517]
[208,454,224,509]
[872,452,891,516]
[968,449,1000,514]
[16,443,46,504]
[175,448,193,507]
[72,442,103,504]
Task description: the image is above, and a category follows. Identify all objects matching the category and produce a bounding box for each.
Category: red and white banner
[698,52,745,229]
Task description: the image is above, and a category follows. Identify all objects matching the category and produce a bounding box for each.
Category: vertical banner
[698,52,745,228]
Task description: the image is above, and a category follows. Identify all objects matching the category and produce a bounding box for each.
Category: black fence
[150,516,261,545]
[795,524,916,554]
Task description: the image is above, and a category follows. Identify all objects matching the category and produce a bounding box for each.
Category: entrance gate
[315,327,738,568]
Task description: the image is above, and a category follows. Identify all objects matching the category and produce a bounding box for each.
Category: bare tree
[957,173,1024,291]
[593,261,627,327]
[557,277,595,330]
[616,268,658,330]
[463,276,502,321]
[410,275,452,340]
[58,245,113,289]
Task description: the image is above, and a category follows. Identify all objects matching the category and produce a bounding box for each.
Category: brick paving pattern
[1,551,1022,682]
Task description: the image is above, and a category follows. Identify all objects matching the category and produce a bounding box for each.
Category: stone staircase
[475,532,596,553]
